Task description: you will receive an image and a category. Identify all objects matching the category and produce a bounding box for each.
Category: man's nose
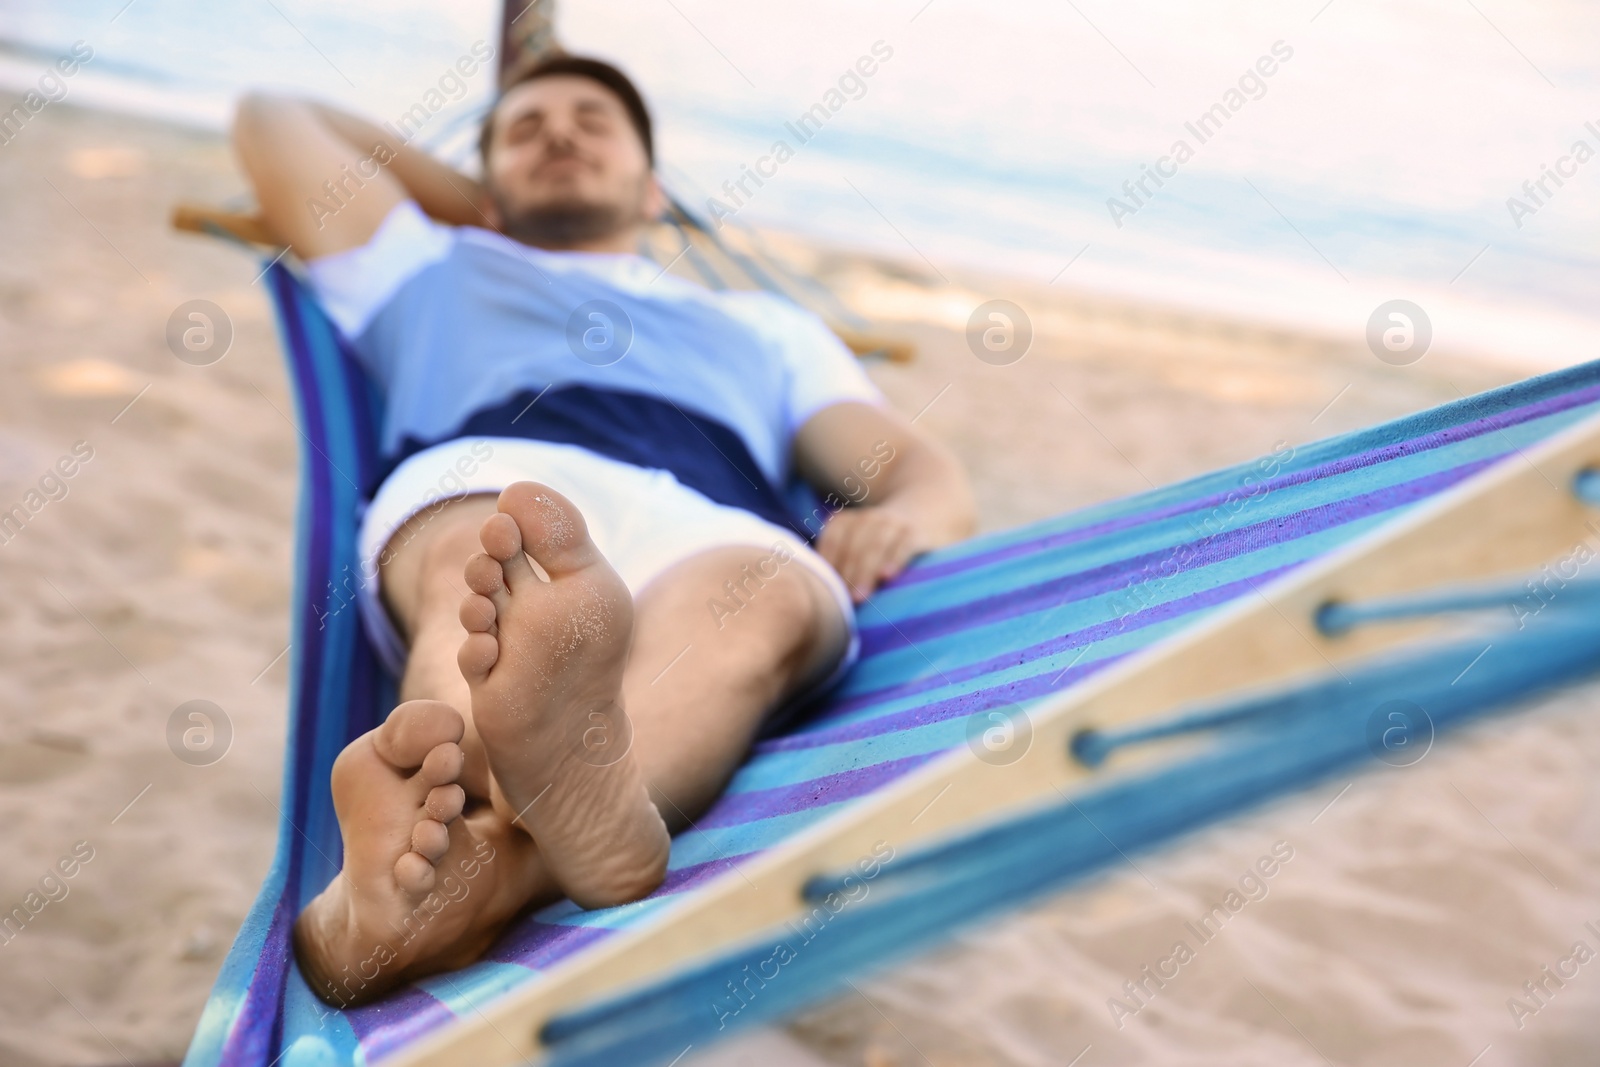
[541,121,580,153]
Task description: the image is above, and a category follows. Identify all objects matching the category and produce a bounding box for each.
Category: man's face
[482,74,661,249]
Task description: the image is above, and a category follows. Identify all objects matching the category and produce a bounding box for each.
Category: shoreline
[5,84,1591,376]
[4,101,1597,1067]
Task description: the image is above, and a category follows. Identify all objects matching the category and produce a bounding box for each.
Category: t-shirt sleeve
[726,293,884,435]
[302,200,454,340]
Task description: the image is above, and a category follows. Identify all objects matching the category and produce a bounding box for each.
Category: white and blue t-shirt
[305,201,883,532]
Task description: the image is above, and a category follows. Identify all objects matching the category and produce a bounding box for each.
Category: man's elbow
[231,91,305,151]
[232,90,275,135]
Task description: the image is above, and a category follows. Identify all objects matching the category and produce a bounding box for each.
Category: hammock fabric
[183,261,1600,1067]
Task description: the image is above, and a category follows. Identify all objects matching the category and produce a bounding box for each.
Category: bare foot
[293,700,495,1007]
[458,482,669,908]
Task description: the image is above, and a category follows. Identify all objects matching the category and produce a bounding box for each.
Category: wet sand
[1,104,1595,1066]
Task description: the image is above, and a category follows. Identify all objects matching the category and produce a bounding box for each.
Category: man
[232,54,974,1006]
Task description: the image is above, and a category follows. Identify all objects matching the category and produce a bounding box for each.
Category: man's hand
[794,402,976,604]
[814,501,923,603]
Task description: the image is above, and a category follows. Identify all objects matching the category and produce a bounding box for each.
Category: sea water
[2,0,1598,370]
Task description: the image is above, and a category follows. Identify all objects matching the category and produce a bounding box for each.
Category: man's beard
[489,186,643,250]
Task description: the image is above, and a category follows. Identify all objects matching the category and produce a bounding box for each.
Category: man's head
[478,55,663,251]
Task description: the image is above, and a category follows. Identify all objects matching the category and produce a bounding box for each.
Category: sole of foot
[293,699,484,1007]
[458,481,668,909]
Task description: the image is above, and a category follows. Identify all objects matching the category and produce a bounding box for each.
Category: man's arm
[231,94,487,259]
[793,401,976,602]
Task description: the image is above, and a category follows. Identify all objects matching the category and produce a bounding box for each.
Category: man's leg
[298,484,849,1004]
[294,495,555,1007]
[619,542,848,827]
[390,493,846,830]
[458,483,850,905]
[384,495,524,805]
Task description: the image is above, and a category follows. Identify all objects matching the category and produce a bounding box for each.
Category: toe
[419,741,463,787]
[464,552,509,605]
[374,701,466,770]
[460,592,497,633]
[458,631,499,683]
[411,819,450,863]
[394,851,437,894]
[498,482,598,577]
[479,512,540,590]
[425,783,465,823]
[478,510,521,560]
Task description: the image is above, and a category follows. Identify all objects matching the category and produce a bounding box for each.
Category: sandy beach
[2,103,1596,1066]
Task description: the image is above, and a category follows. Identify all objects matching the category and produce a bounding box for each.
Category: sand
[1,104,1596,1067]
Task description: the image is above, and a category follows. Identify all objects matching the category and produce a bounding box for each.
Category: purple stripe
[353,853,776,1059]
[227,268,390,1066]
[694,753,943,829]
[486,919,615,968]
[282,273,345,879]
[277,259,345,902]
[659,852,758,893]
[894,382,1600,588]
[218,895,295,1067]
[861,458,1495,655]
[468,859,764,980]
[353,927,615,1061]
[757,657,1125,754]
[350,985,456,1063]
[222,268,344,1067]
[820,563,1302,724]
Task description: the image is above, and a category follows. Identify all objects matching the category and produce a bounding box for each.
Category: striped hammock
[182,261,1600,1067]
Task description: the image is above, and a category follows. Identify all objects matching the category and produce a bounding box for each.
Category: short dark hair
[478,54,654,165]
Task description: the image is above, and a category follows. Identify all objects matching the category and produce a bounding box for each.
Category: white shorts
[356,437,859,696]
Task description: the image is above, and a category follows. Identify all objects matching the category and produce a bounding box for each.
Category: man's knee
[709,555,828,659]
[409,517,496,627]
[381,500,496,634]
[417,514,487,579]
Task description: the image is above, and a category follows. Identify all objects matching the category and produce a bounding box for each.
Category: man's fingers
[817,513,863,576]
[862,522,915,592]
[813,517,847,570]
[845,514,909,601]
[853,519,897,579]
[818,509,920,603]
[824,513,874,601]
[877,523,918,583]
